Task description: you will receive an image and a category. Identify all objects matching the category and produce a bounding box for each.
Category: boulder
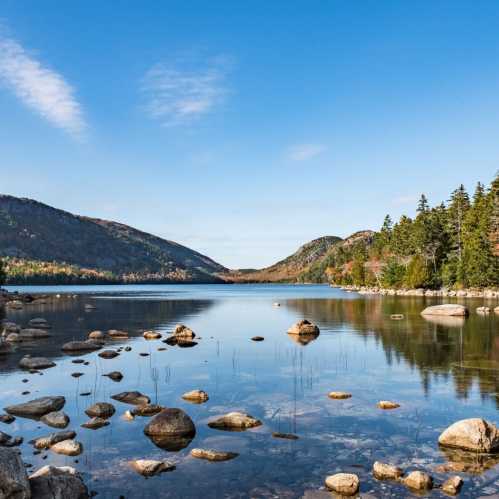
[287,320,320,335]
[85,402,115,419]
[81,417,109,430]
[129,459,175,477]
[0,447,30,499]
[438,418,499,452]
[442,475,463,495]
[5,396,65,417]
[403,470,433,490]
[182,390,209,403]
[98,350,119,359]
[27,318,50,329]
[40,411,69,429]
[144,408,196,451]
[172,324,195,339]
[377,401,400,410]
[421,304,468,317]
[32,431,76,450]
[131,404,163,417]
[62,340,101,352]
[19,356,55,370]
[143,331,162,340]
[50,440,82,456]
[88,330,104,340]
[190,448,238,461]
[372,461,403,480]
[107,329,128,338]
[111,391,150,406]
[208,412,262,430]
[328,391,351,400]
[29,465,89,499]
[324,473,359,496]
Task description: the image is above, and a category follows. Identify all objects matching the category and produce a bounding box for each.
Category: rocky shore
[339,285,499,299]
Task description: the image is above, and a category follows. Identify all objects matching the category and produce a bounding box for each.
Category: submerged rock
[377,400,400,410]
[208,412,262,430]
[324,473,359,496]
[442,475,463,495]
[373,461,403,480]
[111,391,150,406]
[0,447,30,499]
[130,459,175,477]
[81,417,109,430]
[403,470,433,490]
[182,390,209,403]
[29,465,89,499]
[107,329,128,338]
[190,448,238,461]
[438,418,499,452]
[131,404,164,417]
[287,319,320,336]
[50,440,82,456]
[328,391,352,400]
[421,304,468,317]
[40,411,70,429]
[62,340,101,352]
[19,356,55,370]
[5,396,65,417]
[98,350,119,359]
[85,402,115,419]
[272,432,299,440]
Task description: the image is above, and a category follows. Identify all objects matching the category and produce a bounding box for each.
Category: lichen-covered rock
[0,447,30,499]
[373,461,403,480]
[421,304,468,317]
[190,448,238,461]
[5,396,65,417]
[130,459,175,477]
[29,465,89,499]
[85,402,115,419]
[287,320,320,335]
[40,411,69,429]
[182,390,209,403]
[208,412,262,430]
[403,470,433,490]
[324,473,359,496]
[438,418,499,452]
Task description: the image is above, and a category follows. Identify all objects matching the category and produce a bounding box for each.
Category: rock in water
[88,330,104,340]
[19,329,51,340]
[103,371,123,382]
[107,329,128,338]
[144,408,196,451]
[28,318,51,329]
[442,475,463,495]
[328,391,351,400]
[40,411,70,429]
[29,465,89,499]
[251,336,265,341]
[190,448,238,461]
[111,391,150,406]
[272,432,299,440]
[172,324,195,338]
[50,440,82,456]
[62,340,102,352]
[130,459,175,477]
[324,473,359,496]
[85,402,115,419]
[477,306,490,314]
[131,404,163,417]
[81,417,109,430]
[403,471,433,490]
[98,350,119,359]
[438,418,499,452]
[377,400,400,410]
[287,319,320,335]
[32,431,76,450]
[207,412,262,430]
[19,356,55,370]
[421,304,468,317]
[143,331,162,340]
[182,390,209,403]
[373,461,403,480]
[0,447,30,499]
[5,396,65,417]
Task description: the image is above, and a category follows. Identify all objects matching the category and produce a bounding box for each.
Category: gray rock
[0,431,23,447]
[85,402,115,419]
[19,356,55,370]
[0,447,30,498]
[40,411,69,429]
[208,412,262,430]
[144,408,196,451]
[27,318,51,329]
[421,304,468,317]
[62,340,101,352]
[81,417,109,430]
[19,329,51,340]
[32,431,76,450]
[111,391,150,406]
[29,465,89,499]
[190,448,238,461]
[439,418,499,452]
[5,397,65,418]
[130,459,175,477]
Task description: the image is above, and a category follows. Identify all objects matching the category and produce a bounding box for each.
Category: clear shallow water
[1,284,499,498]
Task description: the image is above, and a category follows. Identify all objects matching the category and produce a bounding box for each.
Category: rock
[5,396,65,417]
[0,431,23,447]
[163,336,178,346]
[324,473,359,496]
[208,412,262,430]
[122,411,135,421]
[29,465,89,499]
[40,411,69,429]
[442,475,463,495]
[144,408,196,451]
[81,417,109,430]
[103,371,123,382]
[19,329,51,340]
[0,447,30,498]
[130,459,175,477]
[172,324,196,339]
[0,340,13,354]
[5,333,21,343]
[27,318,50,329]
[88,330,104,340]
[177,340,197,348]
[390,314,404,320]
[107,330,128,338]
[85,402,115,419]
[373,461,403,480]
[0,414,15,424]
[272,432,299,440]
[377,400,400,410]
[50,440,82,456]
[111,391,150,406]
[403,470,433,490]
[190,448,238,461]
[477,306,491,314]
[328,391,351,400]
[19,356,55,370]
[495,306,499,314]
[421,304,468,317]
[32,431,76,450]
[62,340,101,352]
[131,404,163,417]
[287,319,320,335]
[438,418,499,452]
[182,390,209,403]
[71,372,84,378]
[143,331,162,340]
[98,350,119,359]
[251,336,265,341]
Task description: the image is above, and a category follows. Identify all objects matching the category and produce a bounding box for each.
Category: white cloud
[0,35,86,138]
[141,56,231,126]
[287,143,327,161]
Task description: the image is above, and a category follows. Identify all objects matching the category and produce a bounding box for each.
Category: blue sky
[1,1,498,268]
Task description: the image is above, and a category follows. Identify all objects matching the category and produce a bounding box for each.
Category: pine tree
[447,184,470,282]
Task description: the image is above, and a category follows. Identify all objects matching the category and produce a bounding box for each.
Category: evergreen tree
[0,259,5,286]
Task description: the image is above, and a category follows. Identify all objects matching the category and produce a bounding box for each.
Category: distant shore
[339,285,499,299]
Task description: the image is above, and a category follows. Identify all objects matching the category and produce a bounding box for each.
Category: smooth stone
[50,440,82,456]
[131,404,164,417]
[190,448,238,461]
[40,411,70,429]
[373,461,403,480]
[144,408,196,451]
[98,350,119,359]
[19,356,55,370]
[27,318,50,329]
[438,418,499,452]
[390,314,404,320]
[33,431,76,450]
[130,459,175,477]
[287,319,320,335]
[182,390,209,403]
[208,412,262,430]
[0,447,30,499]
[328,391,352,400]
[103,371,123,382]
[272,432,299,440]
[442,475,463,495]
[111,391,150,406]
[71,372,84,378]
[172,324,196,339]
[421,304,468,317]
[251,336,265,341]
[81,417,109,430]
[5,396,65,417]
[85,402,115,419]
[0,414,15,424]
[143,331,162,340]
[107,329,128,338]
[88,330,104,340]
[377,400,400,410]
[403,470,433,490]
[324,473,359,496]
[62,340,101,352]
[29,465,89,499]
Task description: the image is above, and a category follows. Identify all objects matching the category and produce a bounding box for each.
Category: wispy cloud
[0,34,86,138]
[287,143,327,161]
[141,55,231,126]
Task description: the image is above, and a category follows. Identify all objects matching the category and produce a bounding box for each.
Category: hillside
[0,195,227,284]
[225,236,343,282]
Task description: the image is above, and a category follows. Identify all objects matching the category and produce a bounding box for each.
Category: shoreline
[339,285,499,299]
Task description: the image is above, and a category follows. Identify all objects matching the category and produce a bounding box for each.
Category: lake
[1,284,499,498]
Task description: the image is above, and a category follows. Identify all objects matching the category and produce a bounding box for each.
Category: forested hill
[0,195,227,284]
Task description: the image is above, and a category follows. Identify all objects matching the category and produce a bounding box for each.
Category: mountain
[225,236,343,282]
[0,195,227,284]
